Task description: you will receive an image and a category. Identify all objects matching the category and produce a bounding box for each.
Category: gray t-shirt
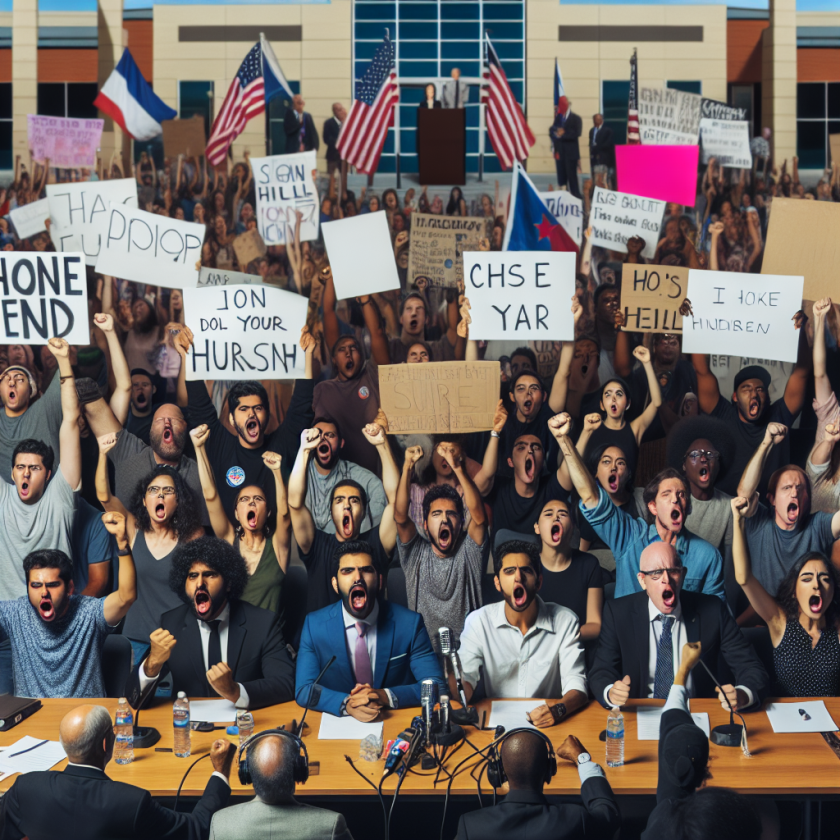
[0,470,76,601]
[305,457,387,534]
[0,375,62,484]
[397,531,488,653]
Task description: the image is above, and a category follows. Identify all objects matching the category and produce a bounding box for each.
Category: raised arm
[321,265,341,356]
[736,423,787,505]
[190,425,236,543]
[286,428,320,555]
[101,512,137,626]
[549,298,582,413]
[93,313,131,425]
[551,413,599,507]
[689,352,722,416]
[359,294,390,366]
[473,400,507,495]
[262,451,291,574]
[395,445,422,545]
[441,443,486,546]
[629,345,663,445]
[96,433,131,524]
[783,309,812,417]
[575,413,602,457]
[809,422,840,472]
[48,339,81,489]
[812,297,833,405]
[362,422,399,553]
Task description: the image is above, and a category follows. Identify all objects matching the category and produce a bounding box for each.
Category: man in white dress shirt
[442,67,469,109]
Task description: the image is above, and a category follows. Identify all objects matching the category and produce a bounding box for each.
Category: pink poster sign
[27,115,104,169]
[616,144,699,207]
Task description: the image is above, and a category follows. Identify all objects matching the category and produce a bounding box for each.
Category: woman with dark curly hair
[96,432,203,664]
[731,496,840,697]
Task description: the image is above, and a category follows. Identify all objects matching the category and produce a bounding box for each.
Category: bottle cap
[177,691,187,699]
[226,726,239,736]
[118,697,127,704]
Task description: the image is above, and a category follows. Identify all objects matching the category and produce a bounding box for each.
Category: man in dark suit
[549,95,582,199]
[323,102,347,194]
[588,113,614,171]
[590,542,768,710]
[284,94,319,154]
[1,703,235,840]
[295,540,444,720]
[455,730,621,840]
[125,537,295,711]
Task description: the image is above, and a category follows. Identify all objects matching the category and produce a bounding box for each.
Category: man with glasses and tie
[589,542,768,711]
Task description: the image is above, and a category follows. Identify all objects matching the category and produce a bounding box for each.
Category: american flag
[205,43,265,165]
[337,32,399,175]
[482,36,535,171]
[627,48,640,145]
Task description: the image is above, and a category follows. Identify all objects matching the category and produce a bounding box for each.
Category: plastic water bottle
[114,698,134,765]
[173,692,191,758]
[606,707,625,768]
[236,710,254,746]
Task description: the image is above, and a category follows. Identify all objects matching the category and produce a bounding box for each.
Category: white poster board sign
[0,253,89,345]
[95,204,203,289]
[322,211,400,300]
[197,267,264,288]
[46,179,137,266]
[699,119,752,168]
[251,151,319,245]
[681,270,804,363]
[590,187,664,259]
[10,199,50,240]
[538,191,583,247]
[639,87,702,145]
[182,285,308,380]
[463,251,575,341]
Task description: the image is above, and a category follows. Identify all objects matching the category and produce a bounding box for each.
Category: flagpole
[260,32,270,155]
[478,35,486,183]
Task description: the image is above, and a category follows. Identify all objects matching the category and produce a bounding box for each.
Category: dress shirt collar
[493,596,554,636]
[647,596,682,624]
[67,762,106,772]
[199,602,231,630]
[342,599,379,630]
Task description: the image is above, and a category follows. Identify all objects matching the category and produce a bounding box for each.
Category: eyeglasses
[686,449,720,462]
[146,485,176,497]
[639,567,685,581]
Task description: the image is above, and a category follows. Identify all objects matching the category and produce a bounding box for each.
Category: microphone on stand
[130,672,161,749]
[297,655,337,737]
[439,626,479,726]
[421,678,438,737]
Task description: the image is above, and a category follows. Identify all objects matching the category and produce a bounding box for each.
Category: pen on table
[798,708,811,722]
[9,739,48,758]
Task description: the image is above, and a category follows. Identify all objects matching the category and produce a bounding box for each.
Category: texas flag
[94,49,176,141]
[503,161,578,252]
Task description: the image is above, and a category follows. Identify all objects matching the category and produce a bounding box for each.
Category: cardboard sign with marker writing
[620,264,685,333]
[378,361,500,434]
[232,228,267,269]
[162,116,206,158]
[830,134,840,166]
[407,213,493,288]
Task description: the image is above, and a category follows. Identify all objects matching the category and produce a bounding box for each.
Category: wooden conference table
[0,697,838,799]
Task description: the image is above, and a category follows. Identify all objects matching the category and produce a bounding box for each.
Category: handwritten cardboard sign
[761,198,839,301]
[378,361,500,434]
[681,269,804,364]
[538,191,583,247]
[0,253,89,345]
[701,98,747,122]
[232,228,267,269]
[197,267,264,287]
[615,145,699,207]
[161,116,206,158]
[251,151,319,245]
[407,213,493,288]
[620,264,685,333]
[638,87,701,145]
[590,187,665,259]
[10,199,50,240]
[27,115,103,169]
[182,284,308,380]
[831,134,840,165]
[699,119,751,168]
[463,251,575,341]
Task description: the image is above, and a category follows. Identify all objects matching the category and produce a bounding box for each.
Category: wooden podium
[417,108,466,185]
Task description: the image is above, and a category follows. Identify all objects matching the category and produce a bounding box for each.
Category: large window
[179,81,214,129]
[602,80,630,147]
[797,82,840,169]
[0,84,10,171]
[667,80,702,95]
[37,83,98,119]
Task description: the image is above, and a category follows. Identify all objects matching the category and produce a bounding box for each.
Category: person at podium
[418,83,441,111]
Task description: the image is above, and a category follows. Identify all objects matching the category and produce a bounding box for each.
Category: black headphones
[485,728,557,789]
[237,728,309,786]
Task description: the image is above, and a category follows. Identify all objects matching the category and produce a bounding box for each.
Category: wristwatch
[490,431,500,439]
[577,752,591,765]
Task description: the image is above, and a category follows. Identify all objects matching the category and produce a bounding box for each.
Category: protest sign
[0,253,89,345]
[830,134,840,165]
[615,145,699,207]
[590,187,665,259]
[10,199,50,240]
[463,251,575,341]
[620,264,685,333]
[197,267,263,287]
[699,119,751,168]
[538,191,583,247]
[711,355,790,405]
[162,116,206,158]
[95,204,202,289]
[251,151,319,245]
[407,213,493,288]
[232,228,267,269]
[182,284,308,380]
[378,361,500,434]
[27,115,103,169]
[638,87,701,145]
[681,269,804,364]
[761,198,839,301]
[322,211,401,300]
[700,98,747,122]
[47,178,138,266]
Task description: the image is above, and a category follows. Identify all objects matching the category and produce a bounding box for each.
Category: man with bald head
[324,102,348,195]
[454,730,620,840]
[1,704,235,840]
[209,732,353,839]
[590,542,768,710]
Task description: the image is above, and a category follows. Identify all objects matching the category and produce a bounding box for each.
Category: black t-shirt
[578,495,642,550]
[126,411,153,446]
[299,527,391,615]
[538,551,603,627]
[486,472,569,536]
[710,394,795,496]
[631,359,697,443]
[497,402,559,479]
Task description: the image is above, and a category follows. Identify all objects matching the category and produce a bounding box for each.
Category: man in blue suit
[295,540,443,721]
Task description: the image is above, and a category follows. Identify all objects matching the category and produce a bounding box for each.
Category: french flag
[94,49,176,141]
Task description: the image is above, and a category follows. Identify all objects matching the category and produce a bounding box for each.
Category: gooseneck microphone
[297,655,337,737]
[438,626,479,727]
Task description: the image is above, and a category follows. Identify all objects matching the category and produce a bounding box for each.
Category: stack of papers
[487,700,540,730]
[636,708,711,741]
[318,714,384,741]
[765,701,838,733]
[0,736,66,775]
[189,699,239,723]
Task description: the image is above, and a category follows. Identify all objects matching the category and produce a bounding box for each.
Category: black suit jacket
[0,764,229,840]
[284,110,320,154]
[549,111,582,161]
[455,781,621,840]
[589,590,769,708]
[417,99,442,110]
[323,116,342,162]
[589,124,615,166]
[125,600,295,710]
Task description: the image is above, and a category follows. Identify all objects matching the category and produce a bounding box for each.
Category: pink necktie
[354,622,373,686]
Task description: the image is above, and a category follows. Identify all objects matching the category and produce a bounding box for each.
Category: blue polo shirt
[579,486,725,601]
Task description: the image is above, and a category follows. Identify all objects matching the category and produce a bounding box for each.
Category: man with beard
[304,416,387,534]
[454,540,588,726]
[294,541,443,720]
[124,369,157,445]
[555,412,725,601]
[289,422,399,614]
[589,542,767,710]
[395,443,489,652]
[736,423,840,598]
[0,512,136,698]
[127,536,295,710]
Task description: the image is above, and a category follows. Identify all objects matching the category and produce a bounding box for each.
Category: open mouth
[609,404,618,414]
[155,502,166,519]
[809,594,823,614]
[662,587,676,609]
[580,364,589,376]
[748,398,760,418]
[39,598,55,621]
[522,399,533,413]
[550,523,562,544]
[608,474,618,492]
[245,418,260,440]
[524,456,535,482]
[438,525,452,551]
[512,584,527,608]
[343,358,356,374]
[698,466,709,481]
[163,427,173,444]
[350,584,367,613]
[786,502,799,523]
[318,442,331,460]
[8,389,15,402]
[669,508,683,528]
[246,509,257,528]
[20,481,29,498]
[135,393,147,407]
[408,318,420,332]
[341,513,354,538]
[194,590,211,616]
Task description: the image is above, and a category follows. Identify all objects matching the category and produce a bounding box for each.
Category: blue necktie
[653,615,674,699]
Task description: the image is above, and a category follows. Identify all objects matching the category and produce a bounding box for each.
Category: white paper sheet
[0,736,66,775]
[636,708,711,741]
[189,699,239,723]
[487,700,540,730]
[317,714,384,741]
[765,701,838,734]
